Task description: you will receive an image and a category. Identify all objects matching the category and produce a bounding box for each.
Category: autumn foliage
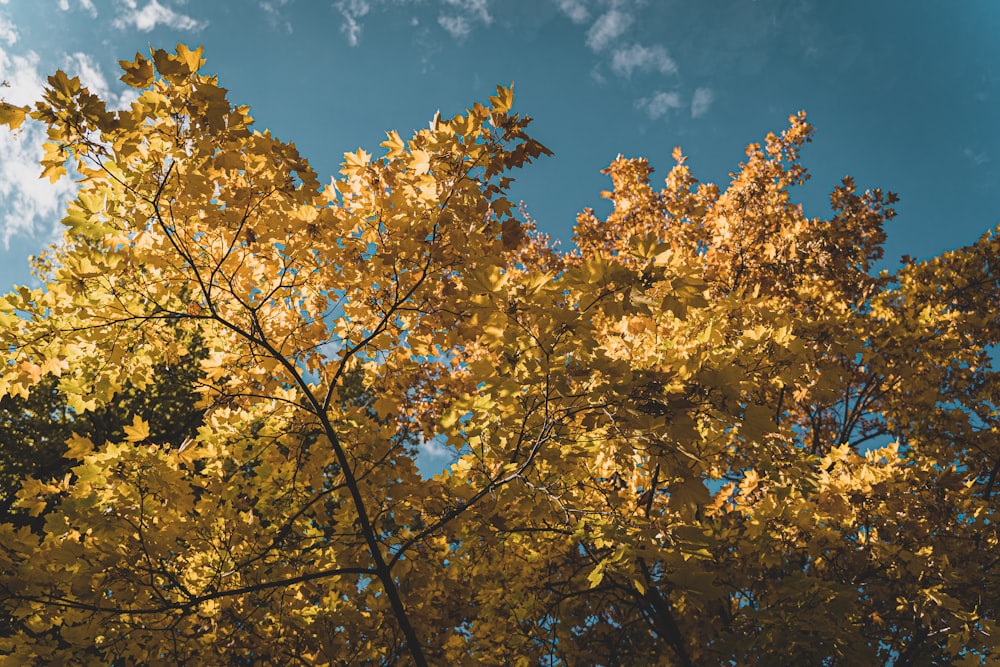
[0,45,998,665]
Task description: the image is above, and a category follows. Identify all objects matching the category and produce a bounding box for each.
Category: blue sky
[0,0,998,292]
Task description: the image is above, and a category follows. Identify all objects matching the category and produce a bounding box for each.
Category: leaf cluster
[0,45,997,666]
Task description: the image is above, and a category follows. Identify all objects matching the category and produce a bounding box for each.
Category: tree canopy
[0,44,998,666]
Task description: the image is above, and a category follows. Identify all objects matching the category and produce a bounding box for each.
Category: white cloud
[438,0,491,41]
[589,63,607,85]
[415,432,456,477]
[335,0,491,46]
[259,0,293,33]
[0,48,79,248]
[335,0,369,46]
[554,0,589,24]
[63,52,109,98]
[610,43,676,78]
[438,14,470,40]
[586,8,632,52]
[963,147,989,166]
[112,0,205,32]
[691,86,713,118]
[58,0,97,15]
[0,47,145,251]
[443,0,490,25]
[0,48,43,112]
[0,13,16,45]
[636,90,681,120]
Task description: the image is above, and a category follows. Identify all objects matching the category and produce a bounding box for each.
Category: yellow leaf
[118,53,154,88]
[341,148,371,176]
[123,415,150,442]
[381,130,405,157]
[410,150,431,175]
[465,265,508,294]
[64,433,95,460]
[175,43,205,74]
[489,84,514,114]
[47,70,80,99]
[41,163,67,184]
[587,560,607,588]
[0,102,29,130]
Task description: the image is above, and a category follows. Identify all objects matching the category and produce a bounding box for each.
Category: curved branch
[4,565,375,617]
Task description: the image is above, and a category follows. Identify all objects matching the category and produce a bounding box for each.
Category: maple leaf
[122,416,150,442]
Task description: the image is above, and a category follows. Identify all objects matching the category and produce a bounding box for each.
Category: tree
[0,44,997,665]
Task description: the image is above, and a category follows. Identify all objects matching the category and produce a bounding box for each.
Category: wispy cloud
[963,147,989,166]
[569,4,713,125]
[0,46,146,250]
[443,0,490,25]
[0,48,43,109]
[691,86,713,118]
[610,43,676,78]
[0,13,16,45]
[586,7,632,52]
[335,0,492,47]
[259,0,293,33]
[553,0,589,24]
[438,0,491,40]
[335,0,369,46]
[0,48,78,249]
[58,0,98,17]
[636,90,681,120]
[112,0,205,33]
[438,15,471,40]
[415,432,456,478]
